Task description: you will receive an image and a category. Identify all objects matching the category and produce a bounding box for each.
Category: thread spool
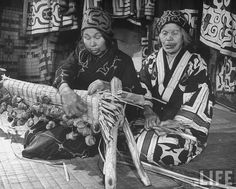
[85,135,96,146]
[91,123,101,134]
[46,120,56,130]
[66,131,78,140]
[83,127,92,136]
[27,118,34,127]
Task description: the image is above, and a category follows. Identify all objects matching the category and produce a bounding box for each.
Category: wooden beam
[123,120,151,186]
[119,91,166,106]
[104,77,121,189]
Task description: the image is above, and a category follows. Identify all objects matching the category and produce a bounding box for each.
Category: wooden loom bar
[103,77,151,188]
[104,77,121,189]
[123,120,151,186]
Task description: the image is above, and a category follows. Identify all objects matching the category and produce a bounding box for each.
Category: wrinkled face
[159,23,184,55]
[82,28,107,56]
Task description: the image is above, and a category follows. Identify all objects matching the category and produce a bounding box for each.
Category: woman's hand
[59,83,87,117]
[87,79,110,95]
[159,120,183,129]
[143,105,160,130]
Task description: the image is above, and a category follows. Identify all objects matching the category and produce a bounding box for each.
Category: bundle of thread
[0,91,97,146]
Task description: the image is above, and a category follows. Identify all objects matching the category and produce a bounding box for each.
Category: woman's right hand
[143,105,160,130]
[59,83,87,117]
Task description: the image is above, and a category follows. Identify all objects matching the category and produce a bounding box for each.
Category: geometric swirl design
[26,0,78,34]
[200,0,236,58]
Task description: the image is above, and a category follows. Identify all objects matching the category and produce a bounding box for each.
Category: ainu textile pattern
[156,10,190,33]
[24,0,78,34]
[216,56,236,93]
[83,0,156,20]
[81,8,112,35]
[200,0,236,58]
[135,128,203,166]
[139,48,213,145]
[53,44,145,95]
[135,47,214,165]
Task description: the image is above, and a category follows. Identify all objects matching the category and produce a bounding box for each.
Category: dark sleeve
[174,54,214,143]
[139,53,157,91]
[113,52,146,121]
[114,53,146,95]
[181,54,209,92]
[53,46,80,89]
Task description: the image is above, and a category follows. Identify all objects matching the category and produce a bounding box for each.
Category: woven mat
[0,114,180,189]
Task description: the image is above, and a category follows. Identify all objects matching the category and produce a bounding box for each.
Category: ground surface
[0,104,235,189]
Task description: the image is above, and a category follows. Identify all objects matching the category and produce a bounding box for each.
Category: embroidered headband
[81,8,112,35]
[157,10,190,33]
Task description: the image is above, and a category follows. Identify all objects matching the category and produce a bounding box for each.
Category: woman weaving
[16,8,145,160]
[53,8,144,120]
[134,10,214,166]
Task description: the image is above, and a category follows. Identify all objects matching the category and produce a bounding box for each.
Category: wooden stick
[119,91,167,105]
[104,77,121,189]
[123,119,151,186]
[63,162,70,182]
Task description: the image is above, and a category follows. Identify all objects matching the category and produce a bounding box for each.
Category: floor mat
[0,116,180,189]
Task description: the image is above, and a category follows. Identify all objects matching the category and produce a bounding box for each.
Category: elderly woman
[135,10,214,166]
[53,8,144,119]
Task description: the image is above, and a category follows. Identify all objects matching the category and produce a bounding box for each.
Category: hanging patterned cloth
[111,0,155,20]
[83,0,103,11]
[200,0,236,58]
[23,0,78,34]
[112,0,135,18]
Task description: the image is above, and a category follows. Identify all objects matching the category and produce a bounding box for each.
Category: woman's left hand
[87,79,110,95]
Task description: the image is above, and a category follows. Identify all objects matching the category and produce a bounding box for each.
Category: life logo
[199,169,235,187]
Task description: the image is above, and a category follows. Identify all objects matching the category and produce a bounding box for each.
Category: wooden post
[104,77,122,189]
[123,120,151,186]
[103,77,151,188]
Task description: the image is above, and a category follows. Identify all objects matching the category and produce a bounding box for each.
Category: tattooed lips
[90,49,100,54]
[165,44,176,49]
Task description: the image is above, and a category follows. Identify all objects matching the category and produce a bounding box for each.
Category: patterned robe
[53,43,145,120]
[136,47,214,165]
[53,44,143,92]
